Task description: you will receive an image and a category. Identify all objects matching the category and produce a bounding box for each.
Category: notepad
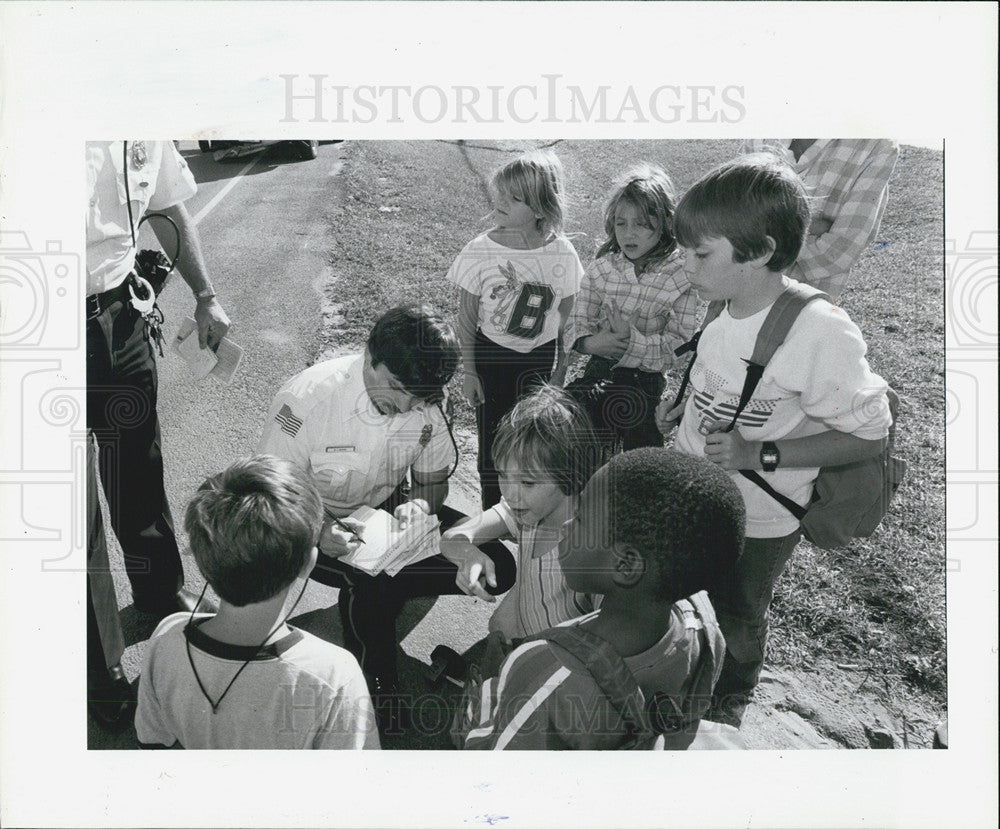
[338,505,441,577]
[172,317,244,385]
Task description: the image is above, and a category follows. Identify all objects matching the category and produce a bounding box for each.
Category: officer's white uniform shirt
[86,140,197,296]
[259,354,453,518]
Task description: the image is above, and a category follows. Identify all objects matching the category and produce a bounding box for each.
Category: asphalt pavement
[91,141,493,749]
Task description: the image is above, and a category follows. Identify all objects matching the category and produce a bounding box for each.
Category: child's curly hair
[492,385,604,496]
[605,448,745,603]
[596,164,678,260]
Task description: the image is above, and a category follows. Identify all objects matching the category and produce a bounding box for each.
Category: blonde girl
[448,148,583,508]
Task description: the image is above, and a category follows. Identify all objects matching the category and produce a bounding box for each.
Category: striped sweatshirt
[460,596,724,750]
[487,498,596,641]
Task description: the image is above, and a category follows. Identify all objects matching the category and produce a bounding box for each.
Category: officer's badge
[131,141,147,169]
[419,424,433,446]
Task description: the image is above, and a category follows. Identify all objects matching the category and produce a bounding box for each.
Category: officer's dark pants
[310,503,517,686]
[87,433,125,684]
[87,297,183,606]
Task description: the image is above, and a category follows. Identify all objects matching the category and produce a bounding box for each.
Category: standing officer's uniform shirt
[86,140,196,295]
[259,354,453,517]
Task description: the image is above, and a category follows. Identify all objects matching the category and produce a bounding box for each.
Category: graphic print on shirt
[692,367,779,435]
[488,260,556,340]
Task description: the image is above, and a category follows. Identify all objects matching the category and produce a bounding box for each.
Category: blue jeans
[712,529,802,702]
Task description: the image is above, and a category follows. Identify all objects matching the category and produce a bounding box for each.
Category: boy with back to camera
[657,154,892,722]
[455,448,744,750]
[135,455,379,749]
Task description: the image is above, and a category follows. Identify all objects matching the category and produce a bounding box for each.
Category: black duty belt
[86,279,132,321]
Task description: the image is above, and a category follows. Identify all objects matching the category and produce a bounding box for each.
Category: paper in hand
[339,506,440,576]
[173,317,217,379]
[172,317,243,385]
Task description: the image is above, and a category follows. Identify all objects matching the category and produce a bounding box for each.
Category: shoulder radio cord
[437,395,460,480]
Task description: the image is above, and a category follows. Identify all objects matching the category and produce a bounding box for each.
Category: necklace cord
[185,578,311,713]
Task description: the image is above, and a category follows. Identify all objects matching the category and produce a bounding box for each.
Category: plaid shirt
[571,249,703,373]
[742,139,899,301]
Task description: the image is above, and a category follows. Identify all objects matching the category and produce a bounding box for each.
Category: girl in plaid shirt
[571,165,703,450]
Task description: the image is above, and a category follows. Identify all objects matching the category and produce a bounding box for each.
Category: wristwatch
[760,441,780,472]
[195,287,217,302]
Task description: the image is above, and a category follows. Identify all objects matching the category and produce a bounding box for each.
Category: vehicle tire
[290,140,318,160]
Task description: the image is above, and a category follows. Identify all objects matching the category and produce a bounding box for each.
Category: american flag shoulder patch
[275,403,303,437]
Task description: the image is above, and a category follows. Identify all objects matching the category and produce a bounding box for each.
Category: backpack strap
[526,599,714,745]
[670,300,726,411]
[738,469,809,519]
[724,283,830,432]
[729,283,830,515]
[526,624,655,743]
[750,282,830,367]
[651,593,723,731]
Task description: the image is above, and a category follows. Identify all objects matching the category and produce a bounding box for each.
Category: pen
[330,514,365,545]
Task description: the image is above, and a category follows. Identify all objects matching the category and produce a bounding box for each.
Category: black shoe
[134,588,217,621]
[370,676,408,736]
[88,664,136,731]
[705,693,748,728]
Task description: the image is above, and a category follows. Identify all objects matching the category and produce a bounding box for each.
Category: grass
[319,139,946,712]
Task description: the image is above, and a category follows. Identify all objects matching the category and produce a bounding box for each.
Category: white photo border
[0,2,996,828]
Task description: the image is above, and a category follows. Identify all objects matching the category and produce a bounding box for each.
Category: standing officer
[86,140,229,629]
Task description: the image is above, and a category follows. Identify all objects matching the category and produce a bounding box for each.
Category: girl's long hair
[492,148,567,237]
[595,164,678,260]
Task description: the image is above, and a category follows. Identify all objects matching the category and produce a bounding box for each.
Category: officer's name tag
[326,445,356,453]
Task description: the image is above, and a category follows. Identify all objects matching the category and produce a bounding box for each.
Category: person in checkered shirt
[740,140,899,302]
[571,164,703,451]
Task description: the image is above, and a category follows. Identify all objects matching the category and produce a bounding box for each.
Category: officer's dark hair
[185,455,322,607]
[367,305,460,402]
